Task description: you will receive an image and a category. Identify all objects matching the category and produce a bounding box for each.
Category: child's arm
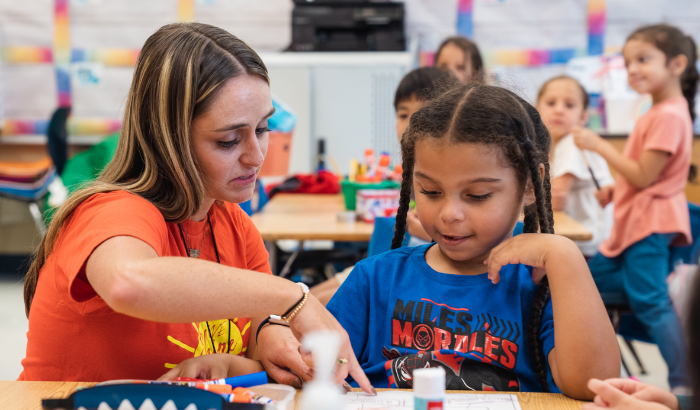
[486,234,620,400]
[551,174,575,211]
[572,126,670,189]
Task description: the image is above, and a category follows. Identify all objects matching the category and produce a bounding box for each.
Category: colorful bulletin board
[0,0,291,140]
[459,0,700,102]
[1,0,699,141]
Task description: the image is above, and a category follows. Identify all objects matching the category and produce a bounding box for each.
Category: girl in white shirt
[537,76,614,257]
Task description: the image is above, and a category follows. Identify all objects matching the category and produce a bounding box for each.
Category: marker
[223,387,277,404]
[580,150,601,190]
[203,371,268,388]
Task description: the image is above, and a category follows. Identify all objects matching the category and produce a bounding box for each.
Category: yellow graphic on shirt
[165,318,251,369]
[193,318,250,356]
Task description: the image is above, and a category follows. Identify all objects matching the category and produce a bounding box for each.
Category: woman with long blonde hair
[19,22,372,393]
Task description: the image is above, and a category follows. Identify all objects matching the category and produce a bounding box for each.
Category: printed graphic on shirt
[164,318,251,369]
[383,349,520,391]
[384,298,522,391]
[194,318,251,356]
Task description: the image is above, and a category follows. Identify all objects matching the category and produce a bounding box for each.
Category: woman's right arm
[87,235,303,322]
[86,235,373,392]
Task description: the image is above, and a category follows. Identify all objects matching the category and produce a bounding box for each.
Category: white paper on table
[341,391,522,410]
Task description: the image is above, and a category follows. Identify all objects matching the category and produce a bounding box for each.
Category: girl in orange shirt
[573,24,698,391]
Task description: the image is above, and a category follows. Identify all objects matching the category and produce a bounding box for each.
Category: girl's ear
[523,163,546,206]
[669,53,689,77]
[579,108,590,126]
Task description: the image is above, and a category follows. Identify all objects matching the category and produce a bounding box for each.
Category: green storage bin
[341,179,400,210]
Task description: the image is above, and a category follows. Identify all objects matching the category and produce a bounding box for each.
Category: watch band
[255,314,290,345]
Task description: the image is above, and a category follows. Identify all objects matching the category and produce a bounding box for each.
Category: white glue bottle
[413,367,445,410]
[299,331,342,410]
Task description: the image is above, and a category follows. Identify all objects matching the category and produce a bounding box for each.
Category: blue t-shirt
[327,244,559,393]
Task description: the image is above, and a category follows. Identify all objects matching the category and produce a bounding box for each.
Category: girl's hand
[484,234,581,285]
[572,126,604,153]
[591,379,680,410]
[257,323,312,389]
[582,379,676,410]
[289,295,376,395]
[595,185,614,208]
[407,210,432,242]
[158,353,263,381]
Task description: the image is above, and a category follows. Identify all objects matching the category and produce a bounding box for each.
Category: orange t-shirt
[19,191,271,381]
[599,97,693,257]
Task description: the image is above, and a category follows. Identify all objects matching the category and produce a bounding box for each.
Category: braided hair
[391,84,555,392]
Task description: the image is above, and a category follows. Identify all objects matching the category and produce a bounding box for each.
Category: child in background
[434,36,483,84]
[537,76,614,258]
[573,24,699,392]
[310,67,446,305]
[328,83,620,398]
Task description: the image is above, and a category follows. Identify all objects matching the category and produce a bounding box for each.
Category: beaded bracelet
[282,291,309,322]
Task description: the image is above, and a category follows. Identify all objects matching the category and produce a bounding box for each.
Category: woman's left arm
[486,234,620,400]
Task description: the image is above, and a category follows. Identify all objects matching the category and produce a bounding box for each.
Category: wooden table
[1,381,586,410]
[252,194,593,242]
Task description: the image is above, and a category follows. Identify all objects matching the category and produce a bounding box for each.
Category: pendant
[189,249,200,258]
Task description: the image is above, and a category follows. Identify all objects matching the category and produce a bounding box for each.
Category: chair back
[46,107,71,175]
[669,202,700,266]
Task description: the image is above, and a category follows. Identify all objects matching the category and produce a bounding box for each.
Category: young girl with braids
[327,83,620,399]
[573,24,698,392]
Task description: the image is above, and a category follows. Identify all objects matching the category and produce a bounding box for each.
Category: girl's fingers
[593,394,609,407]
[587,379,626,407]
[603,378,642,395]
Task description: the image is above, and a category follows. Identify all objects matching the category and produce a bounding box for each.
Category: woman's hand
[484,234,580,285]
[407,210,432,242]
[290,295,375,395]
[582,379,676,410]
[595,185,614,208]
[257,324,312,389]
[572,126,604,153]
[158,354,263,381]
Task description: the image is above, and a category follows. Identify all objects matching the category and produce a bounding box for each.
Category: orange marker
[195,383,233,394]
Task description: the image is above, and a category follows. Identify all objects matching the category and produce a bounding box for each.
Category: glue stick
[413,367,445,410]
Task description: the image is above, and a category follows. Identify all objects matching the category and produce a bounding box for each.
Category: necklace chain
[176,215,227,352]
[181,225,206,258]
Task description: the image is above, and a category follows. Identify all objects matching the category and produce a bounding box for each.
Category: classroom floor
[0,278,673,389]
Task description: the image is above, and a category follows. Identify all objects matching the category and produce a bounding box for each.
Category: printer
[290,0,406,52]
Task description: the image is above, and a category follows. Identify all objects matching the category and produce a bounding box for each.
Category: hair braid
[528,277,551,392]
[523,205,539,234]
[543,164,555,233]
[392,136,416,250]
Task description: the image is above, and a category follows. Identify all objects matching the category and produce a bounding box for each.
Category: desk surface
[1,381,586,410]
[252,194,593,242]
